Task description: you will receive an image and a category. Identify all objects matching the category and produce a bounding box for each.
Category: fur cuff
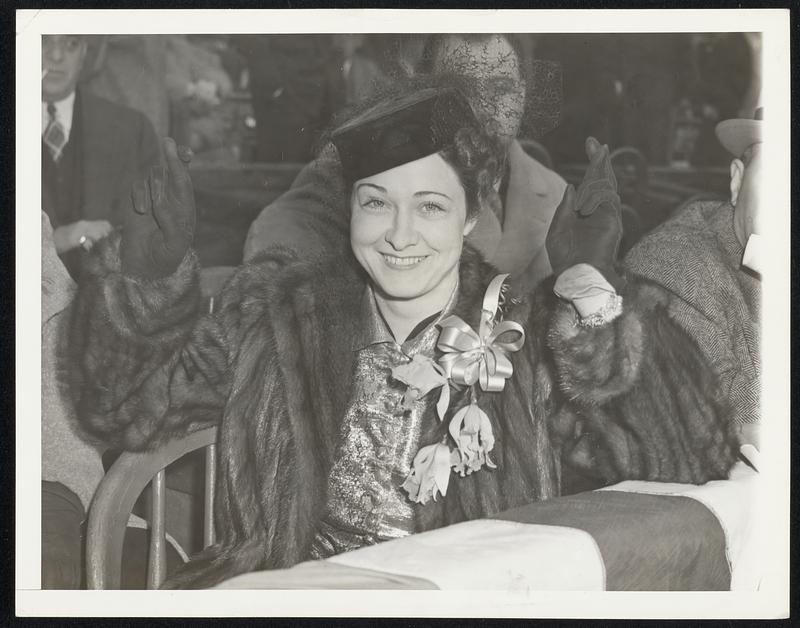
[548,279,668,406]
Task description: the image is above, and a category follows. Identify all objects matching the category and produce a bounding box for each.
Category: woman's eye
[362,198,387,210]
[421,202,446,215]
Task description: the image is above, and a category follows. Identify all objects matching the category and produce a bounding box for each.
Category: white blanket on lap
[216,461,758,591]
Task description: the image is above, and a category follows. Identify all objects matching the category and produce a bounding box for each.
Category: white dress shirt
[741,233,763,275]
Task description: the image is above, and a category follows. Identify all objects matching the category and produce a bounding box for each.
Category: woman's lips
[381,253,429,269]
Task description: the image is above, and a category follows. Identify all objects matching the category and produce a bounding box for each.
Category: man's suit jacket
[42,90,161,229]
[243,139,566,293]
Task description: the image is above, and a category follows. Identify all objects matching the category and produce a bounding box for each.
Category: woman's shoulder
[455,244,553,330]
[224,247,367,320]
[454,244,499,317]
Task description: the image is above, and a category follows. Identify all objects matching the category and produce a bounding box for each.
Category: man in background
[42,34,160,278]
[625,109,762,446]
[423,33,567,291]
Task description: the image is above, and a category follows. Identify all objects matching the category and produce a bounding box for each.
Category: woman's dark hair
[439,125,504,221]
[321,73,505,221]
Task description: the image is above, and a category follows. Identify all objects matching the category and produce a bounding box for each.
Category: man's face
[730,142,762,248]
[42,35,87,102]
[433,35,525,147]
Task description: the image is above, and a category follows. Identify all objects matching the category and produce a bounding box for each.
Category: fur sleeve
[69,234,231,451]
[546,274,739,485]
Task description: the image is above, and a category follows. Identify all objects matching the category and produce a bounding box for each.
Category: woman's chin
[375,282,430,302]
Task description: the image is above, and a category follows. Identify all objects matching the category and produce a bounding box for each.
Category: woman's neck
[374,271,458,344]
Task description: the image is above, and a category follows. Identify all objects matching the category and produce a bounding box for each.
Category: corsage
[393,274,525,504]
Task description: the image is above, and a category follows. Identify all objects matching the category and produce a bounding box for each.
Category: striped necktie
[43,102,67,162]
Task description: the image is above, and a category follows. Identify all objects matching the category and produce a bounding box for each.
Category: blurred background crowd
[48,32,761,269]
[81,33,761,167]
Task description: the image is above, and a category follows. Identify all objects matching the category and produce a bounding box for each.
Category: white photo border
[16,8,791,619]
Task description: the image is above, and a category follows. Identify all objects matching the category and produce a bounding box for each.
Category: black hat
[331,87,480,183]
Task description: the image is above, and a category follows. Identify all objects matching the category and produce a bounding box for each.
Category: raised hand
[546,137,625,291]
[121,137,196,279]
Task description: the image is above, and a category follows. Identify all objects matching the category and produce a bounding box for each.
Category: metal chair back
[85,266,234,589]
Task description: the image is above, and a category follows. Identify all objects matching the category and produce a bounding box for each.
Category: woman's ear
[463,215,478,237]
[730,158,745,206]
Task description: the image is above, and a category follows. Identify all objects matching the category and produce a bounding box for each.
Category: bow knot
[436,274,525,392]
[397,274,526,504]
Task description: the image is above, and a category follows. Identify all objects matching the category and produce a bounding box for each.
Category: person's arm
[69,138,230,451]
[243,144,350,264]
[69,237,231,451]
[623,211,760,434]
[542,138,738,487]
[545,272,738,486]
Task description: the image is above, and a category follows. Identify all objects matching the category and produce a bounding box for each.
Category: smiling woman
[69,82,738,589]
[351,155,476,340]
[336,86,503,341]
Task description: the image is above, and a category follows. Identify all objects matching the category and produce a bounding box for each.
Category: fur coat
[70,237,738,589]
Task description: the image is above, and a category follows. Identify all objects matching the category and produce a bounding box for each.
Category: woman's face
[350,153,476,306]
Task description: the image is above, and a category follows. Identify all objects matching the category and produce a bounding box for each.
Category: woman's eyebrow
[356,183,386,193]
[414,191,452,200]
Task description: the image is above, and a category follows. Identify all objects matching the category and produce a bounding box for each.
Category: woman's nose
[385,210,419,250]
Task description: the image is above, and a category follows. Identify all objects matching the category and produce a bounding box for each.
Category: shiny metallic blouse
[309,285,457,559]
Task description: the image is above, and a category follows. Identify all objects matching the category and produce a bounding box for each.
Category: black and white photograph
[16,7,790,619]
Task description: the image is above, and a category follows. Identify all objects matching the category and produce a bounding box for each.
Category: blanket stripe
[597,460,758,590]
[496,491,730,590]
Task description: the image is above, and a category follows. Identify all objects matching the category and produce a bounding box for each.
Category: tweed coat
[625,200,760,426]
[70,237,738,589]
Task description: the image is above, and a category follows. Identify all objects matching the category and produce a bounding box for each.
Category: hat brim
[715,119,762,158]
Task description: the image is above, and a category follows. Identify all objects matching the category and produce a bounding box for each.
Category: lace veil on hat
[416,34,563,140]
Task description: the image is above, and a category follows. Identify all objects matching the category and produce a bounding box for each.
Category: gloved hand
[546,137,625,292]
[121,137,196,279]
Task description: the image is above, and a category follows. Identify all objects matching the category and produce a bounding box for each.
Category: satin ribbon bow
[437,274,525,392]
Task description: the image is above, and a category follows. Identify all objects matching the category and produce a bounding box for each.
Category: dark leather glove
[546,137,625,292]
[121,137,196,279]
